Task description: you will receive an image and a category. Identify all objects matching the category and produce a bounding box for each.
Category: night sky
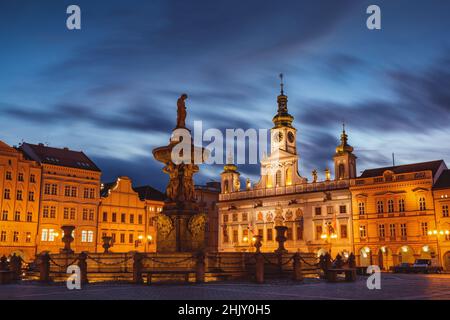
[1,0,449,191]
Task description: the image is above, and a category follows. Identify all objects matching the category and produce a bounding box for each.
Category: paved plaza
[0,273,450,300]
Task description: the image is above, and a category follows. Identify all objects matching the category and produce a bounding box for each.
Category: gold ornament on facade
[157,214,174,239]
[188,213,207,236]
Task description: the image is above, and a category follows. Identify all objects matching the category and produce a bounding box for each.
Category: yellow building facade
[98,177,162,253]
[432,170,450,271]
[0,141,42,260]
[350,160,447,269]
[21,143,102,254]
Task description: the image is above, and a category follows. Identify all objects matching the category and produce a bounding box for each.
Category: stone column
[292,253,303,281]
[39,252,50,283]
[195,251,206,283]
[77,252,88,284]
[133,252,143,284]
[254,235,263,253]
[255,253,264,284]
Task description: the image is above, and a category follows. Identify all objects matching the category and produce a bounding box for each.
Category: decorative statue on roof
[176,93,188,129]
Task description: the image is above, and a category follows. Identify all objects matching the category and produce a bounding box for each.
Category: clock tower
[271,74,297,155]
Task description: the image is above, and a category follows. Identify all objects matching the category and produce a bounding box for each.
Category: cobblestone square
[1,274,450,300]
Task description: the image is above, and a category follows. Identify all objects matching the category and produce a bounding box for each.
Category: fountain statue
[152,94,209,252]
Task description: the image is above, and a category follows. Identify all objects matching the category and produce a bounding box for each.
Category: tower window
[275,170,282,187]
[338,164,345,180]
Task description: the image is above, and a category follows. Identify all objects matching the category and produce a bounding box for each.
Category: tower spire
[336,123,353,154]
[273,73,293,128]
[279,73,284,95]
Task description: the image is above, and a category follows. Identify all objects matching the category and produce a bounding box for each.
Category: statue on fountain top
[176,93,188,129]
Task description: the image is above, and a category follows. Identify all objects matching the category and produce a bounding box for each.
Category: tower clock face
[273,132,283,143]
[288,131,295,143]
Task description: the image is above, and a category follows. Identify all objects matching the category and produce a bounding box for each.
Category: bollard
[293,253,303,282]
[132,253,143,284]
[77,252,88,284]
[255,253,264,284]
[39,252,51,283]
[195,251,205,284]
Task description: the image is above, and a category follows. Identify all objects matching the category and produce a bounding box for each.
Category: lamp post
[427,228,449,267]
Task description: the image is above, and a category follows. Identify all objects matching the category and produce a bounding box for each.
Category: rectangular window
[28,191,35,202]
[121,213,126,223]
[267,228,273,241]
[14,211,20,221]
[327,206,334,215]
[44,184,51,195]
[48,229,55,241]
[223,215,229,223]
[83,209,88,220]
[120,233,125,243]
[112,212,117,222]
[13,231,19,242]
[232,213,238,222]
[71,186,77,197]
[51,184,58,195]
[50,206,56,219]
[377,201,384,214]
[64,208,69,219]
[378,224,385,238]
[41,229,48,241]
[27,212,32,222]
[388,200,394,213]
[65,186,71,197]
[339,205,347,214]
[5,171,12,180]
[390,224,396,238]
[111,233,116,243]
[358,202,365,215]
[4,188,10,199]
[315,225,323,240]
[138,215,143,224]
[83,188,89,199]
[399,199,405,212]
[400,223,407,237]
[340,225,348,239]
[18,173,24,182]
[81,230,88,242]
[89,188,95,199]
[442,205,449,218]
[421,222,428,236]
[16,190,23,201]
[360,225,367,239]
[103,212,108,222]
[0,231,6,242]
[87,231,93,243]
[232,230,238,243]
[1,211,7,221]
[242,213,248,222]
[130,214,134,224]
[30,174,36,183]
[129,234,134,244]
[70,208,76,219]
[315,207,322,216]
[43,206,49,218]
[89,209,94,221]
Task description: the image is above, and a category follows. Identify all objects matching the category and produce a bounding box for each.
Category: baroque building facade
[218,85,355,257]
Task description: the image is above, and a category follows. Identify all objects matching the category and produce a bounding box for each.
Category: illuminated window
[419,197,426,211]
[358,202,365,215]
[286,167,292,186]
[442,205,449,218]
[48,229,55,241]
[81,230,88,242]
[275,170,282,187]
[359,225,367,238]
[41,229,48,241]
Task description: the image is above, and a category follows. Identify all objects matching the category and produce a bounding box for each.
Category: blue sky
[1,0,450,190]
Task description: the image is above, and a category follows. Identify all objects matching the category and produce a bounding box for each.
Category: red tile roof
[20,143,101,172]
[359,160,445,178]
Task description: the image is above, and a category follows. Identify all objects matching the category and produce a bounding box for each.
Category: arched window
[286,167,292,186]
[266,174,273,188]
[419,197,426,211]
[377,200,384,214]
[398,199,405,212]
[388,199,394,213]
[338,164,345,179]
[358,202,365,215]
[275,170,282,187]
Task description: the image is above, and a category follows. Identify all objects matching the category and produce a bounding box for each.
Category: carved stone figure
[176,93,188,128]
[181,163,197,202]
[312,169,318,183]
[157,214,174,238]
[163,162,180,201]
[188,213,207,236]
[274,203,285,226]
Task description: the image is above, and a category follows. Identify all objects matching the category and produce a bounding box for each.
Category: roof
[133,185,166,202]
[434,169,450,189]
[20,142,101,172]
[359,160,445,178]
[100,182,116,197]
